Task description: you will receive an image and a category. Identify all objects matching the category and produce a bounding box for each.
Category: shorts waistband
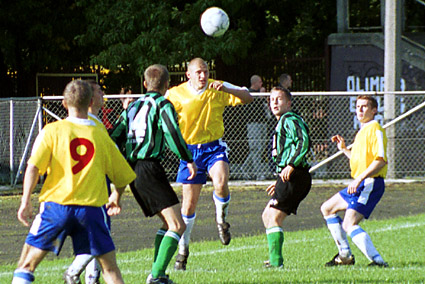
[187,140,221,149]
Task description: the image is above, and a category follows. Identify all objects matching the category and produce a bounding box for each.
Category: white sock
[178,213,196,255]
[213,192,230,224]
[348,225,383,263]
[85,258,101,284]
[67,254,94,276]
[324,214,351,257]
[12,269,34,284]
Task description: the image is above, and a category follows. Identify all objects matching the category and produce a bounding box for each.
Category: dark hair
[271,86,292,101]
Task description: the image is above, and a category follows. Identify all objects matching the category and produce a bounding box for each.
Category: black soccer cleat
[147,274,174,284]
[217,222,231,245]
[368,260,389,267]
[174,248,189,271]
[325,253,355,266]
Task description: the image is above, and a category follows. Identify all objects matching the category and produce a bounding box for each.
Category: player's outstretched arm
[18,163,40,226]
[210,81,253,104]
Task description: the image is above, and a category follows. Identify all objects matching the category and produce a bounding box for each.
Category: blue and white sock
[213,192,230,224]
[325,214,351,257]
[178,213,196,255]
[12,268,34,284]
[348,225,384,263]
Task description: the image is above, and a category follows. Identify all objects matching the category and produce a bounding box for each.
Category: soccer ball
[200,7,230,37]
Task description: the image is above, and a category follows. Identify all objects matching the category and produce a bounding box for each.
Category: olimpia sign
[346,75,407,130]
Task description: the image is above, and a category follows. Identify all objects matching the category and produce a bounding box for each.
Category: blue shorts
[177,139,229,184]
[25,202,114,256]
[339,177,385,219]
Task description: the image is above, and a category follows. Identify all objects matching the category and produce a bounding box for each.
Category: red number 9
[70,138,95,174]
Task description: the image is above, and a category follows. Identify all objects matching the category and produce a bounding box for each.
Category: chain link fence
[1,92,425,185]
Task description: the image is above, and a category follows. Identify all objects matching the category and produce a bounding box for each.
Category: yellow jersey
[29,117,136,207]
[350,120,387,179]
[167,79,243,144]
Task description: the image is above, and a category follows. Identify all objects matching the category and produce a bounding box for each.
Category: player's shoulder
[168,82,189,94]
[365,120,384,131]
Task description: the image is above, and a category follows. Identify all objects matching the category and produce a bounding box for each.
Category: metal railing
[1,91,425,186]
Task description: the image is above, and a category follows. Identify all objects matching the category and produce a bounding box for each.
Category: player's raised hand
[17,201,33,227]
[331,135,346,151]
[186,162,198,180]
[209,81,224,91]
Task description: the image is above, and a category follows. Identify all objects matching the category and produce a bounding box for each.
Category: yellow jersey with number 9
[29,118,136,207]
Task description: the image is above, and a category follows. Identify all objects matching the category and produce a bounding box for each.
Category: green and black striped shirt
[110,92,193,163]
[271,111,310,172]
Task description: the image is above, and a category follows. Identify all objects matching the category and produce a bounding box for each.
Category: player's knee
[342,222,352,233]
[320,202,330,216]
[261,208,271,226]
[182,200,197,215]
[169,219,186,235]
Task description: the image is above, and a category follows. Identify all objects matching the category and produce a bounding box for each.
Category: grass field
[1,213,424,284]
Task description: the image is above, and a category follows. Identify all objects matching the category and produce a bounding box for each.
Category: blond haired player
[166,58,253,270]
[321,95,388,267]
[11,80,136,284]
[63,80,109,284]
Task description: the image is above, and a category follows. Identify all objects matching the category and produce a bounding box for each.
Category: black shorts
[130,159,179,217]
[269,168,312,215]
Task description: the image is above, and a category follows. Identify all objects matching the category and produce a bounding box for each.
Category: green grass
[1,214,424,283]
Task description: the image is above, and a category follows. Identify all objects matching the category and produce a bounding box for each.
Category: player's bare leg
[12,244,48,283]
[96,251,124,284]
[175,184,202,270]
[209,161,232,245]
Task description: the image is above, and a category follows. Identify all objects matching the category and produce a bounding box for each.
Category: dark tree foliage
[0,0,90,97]
[7,1,424,95]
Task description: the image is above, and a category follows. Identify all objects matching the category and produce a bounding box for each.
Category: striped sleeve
[160,99,193,162]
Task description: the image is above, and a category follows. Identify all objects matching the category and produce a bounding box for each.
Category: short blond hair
[63,80,93,109]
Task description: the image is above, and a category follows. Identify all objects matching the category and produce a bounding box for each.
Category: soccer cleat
[174,248,189,271]
[368,261,389,267]
[147,274,174,284]
[263,260,283,269]
[325,253,355,266]
[217,222,231,245]
[63,271,81,284]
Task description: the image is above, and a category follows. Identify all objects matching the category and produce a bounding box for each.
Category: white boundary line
[1,219,422,278]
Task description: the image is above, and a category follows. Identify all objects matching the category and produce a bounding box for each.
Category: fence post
[9,99,14,186]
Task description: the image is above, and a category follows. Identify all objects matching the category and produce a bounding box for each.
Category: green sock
[151,231,180,278]
[266,227,284,267]
[153,229,166,262]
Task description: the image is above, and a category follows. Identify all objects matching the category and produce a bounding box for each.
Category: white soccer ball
[200,7,230,37]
